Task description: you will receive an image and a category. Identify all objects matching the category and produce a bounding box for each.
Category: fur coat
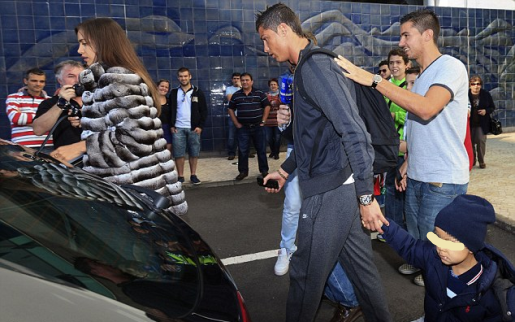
[79,63,187,215]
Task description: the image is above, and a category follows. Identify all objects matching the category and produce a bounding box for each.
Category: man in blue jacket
[169,67,208,185]
[258,4,391,322]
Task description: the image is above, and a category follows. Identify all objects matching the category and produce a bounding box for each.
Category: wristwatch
[358,194,375,206]
[57,97,69,109]
[260,120,266,125]
[371,74,383,89]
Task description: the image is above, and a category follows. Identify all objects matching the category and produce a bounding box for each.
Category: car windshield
[0,143,201,319]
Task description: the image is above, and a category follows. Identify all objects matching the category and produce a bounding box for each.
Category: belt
[243,123,261,128]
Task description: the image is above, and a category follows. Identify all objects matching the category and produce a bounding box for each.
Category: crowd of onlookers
[3,5,511,322]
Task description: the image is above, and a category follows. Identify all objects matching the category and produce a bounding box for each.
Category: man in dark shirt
[228,72,270,180]
[33,60,85,162]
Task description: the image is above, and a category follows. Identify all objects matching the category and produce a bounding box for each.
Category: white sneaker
[414,274,425,287]
[274,248,292,276]
[398,263,421,275]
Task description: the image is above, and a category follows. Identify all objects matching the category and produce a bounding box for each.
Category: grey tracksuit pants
[286,183,392,322]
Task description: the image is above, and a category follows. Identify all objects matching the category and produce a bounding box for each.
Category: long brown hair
[75,18,161,114]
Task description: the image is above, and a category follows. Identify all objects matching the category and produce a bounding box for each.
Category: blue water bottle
[279,70,294,105]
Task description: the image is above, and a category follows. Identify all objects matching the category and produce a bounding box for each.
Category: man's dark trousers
[286,183,392,322]
[236,125,268,174]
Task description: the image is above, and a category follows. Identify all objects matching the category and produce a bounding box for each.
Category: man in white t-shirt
[336,9,469,288]
[169,67,208,185]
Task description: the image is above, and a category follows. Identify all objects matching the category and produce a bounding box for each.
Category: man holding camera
[33,60,85,162]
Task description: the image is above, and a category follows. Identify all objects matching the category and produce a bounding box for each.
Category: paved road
[181,182,515,322]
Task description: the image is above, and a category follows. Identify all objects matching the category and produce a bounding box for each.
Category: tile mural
[0,0,513,153]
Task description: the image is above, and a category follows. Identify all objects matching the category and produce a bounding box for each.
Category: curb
[182,176,258,190]
[494,213,515,235]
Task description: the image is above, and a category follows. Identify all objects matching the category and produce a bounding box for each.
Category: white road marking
[221,249,278,266]
[221,233,378,266]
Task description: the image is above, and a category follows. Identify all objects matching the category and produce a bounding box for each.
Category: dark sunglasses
[470,82,481,86]
[379,69,388,73]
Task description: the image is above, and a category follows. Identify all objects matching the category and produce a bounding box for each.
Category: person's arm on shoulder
[334,55,451,121]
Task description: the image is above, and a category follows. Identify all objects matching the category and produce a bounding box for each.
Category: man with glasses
[228,72,270,181]
[378,60,391,80]
[169,67,208,185]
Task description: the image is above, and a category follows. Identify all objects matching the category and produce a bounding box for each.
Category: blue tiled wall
[1,0,514,153]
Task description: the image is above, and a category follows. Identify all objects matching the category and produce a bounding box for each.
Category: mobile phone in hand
[257,177,279,189]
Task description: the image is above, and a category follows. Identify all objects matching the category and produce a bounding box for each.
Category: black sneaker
[235,172,248,181]
[178,176,185,183]
[190,175,201,185]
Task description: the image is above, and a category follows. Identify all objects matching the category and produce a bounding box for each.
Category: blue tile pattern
[0,0,514,150]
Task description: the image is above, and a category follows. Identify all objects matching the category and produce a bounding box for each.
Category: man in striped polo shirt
[228,72,270,181]
[6,68,52,149]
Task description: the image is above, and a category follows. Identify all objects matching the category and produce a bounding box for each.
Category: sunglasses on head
[470,82,481,86]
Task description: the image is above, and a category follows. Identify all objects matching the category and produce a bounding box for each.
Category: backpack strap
[388,80,407,135]
[295,48,338,112]
[387,80,407,109]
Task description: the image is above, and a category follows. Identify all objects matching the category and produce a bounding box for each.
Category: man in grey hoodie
[258,4,391,322]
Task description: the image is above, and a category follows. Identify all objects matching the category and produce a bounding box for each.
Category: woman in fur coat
[74,18,187,215]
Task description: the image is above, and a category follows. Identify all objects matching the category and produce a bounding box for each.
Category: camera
[72,83,85,97]
[57,97,82,118]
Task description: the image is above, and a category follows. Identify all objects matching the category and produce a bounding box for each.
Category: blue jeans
[324,261,359,308]
[265,126,282,156]
[405,178,468,240]
[236,125,268,174]
[227,116,237,157]
[384,156,407,230]
[280,146,300,254]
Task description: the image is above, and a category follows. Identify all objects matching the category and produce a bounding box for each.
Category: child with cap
[381,194,514,321]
